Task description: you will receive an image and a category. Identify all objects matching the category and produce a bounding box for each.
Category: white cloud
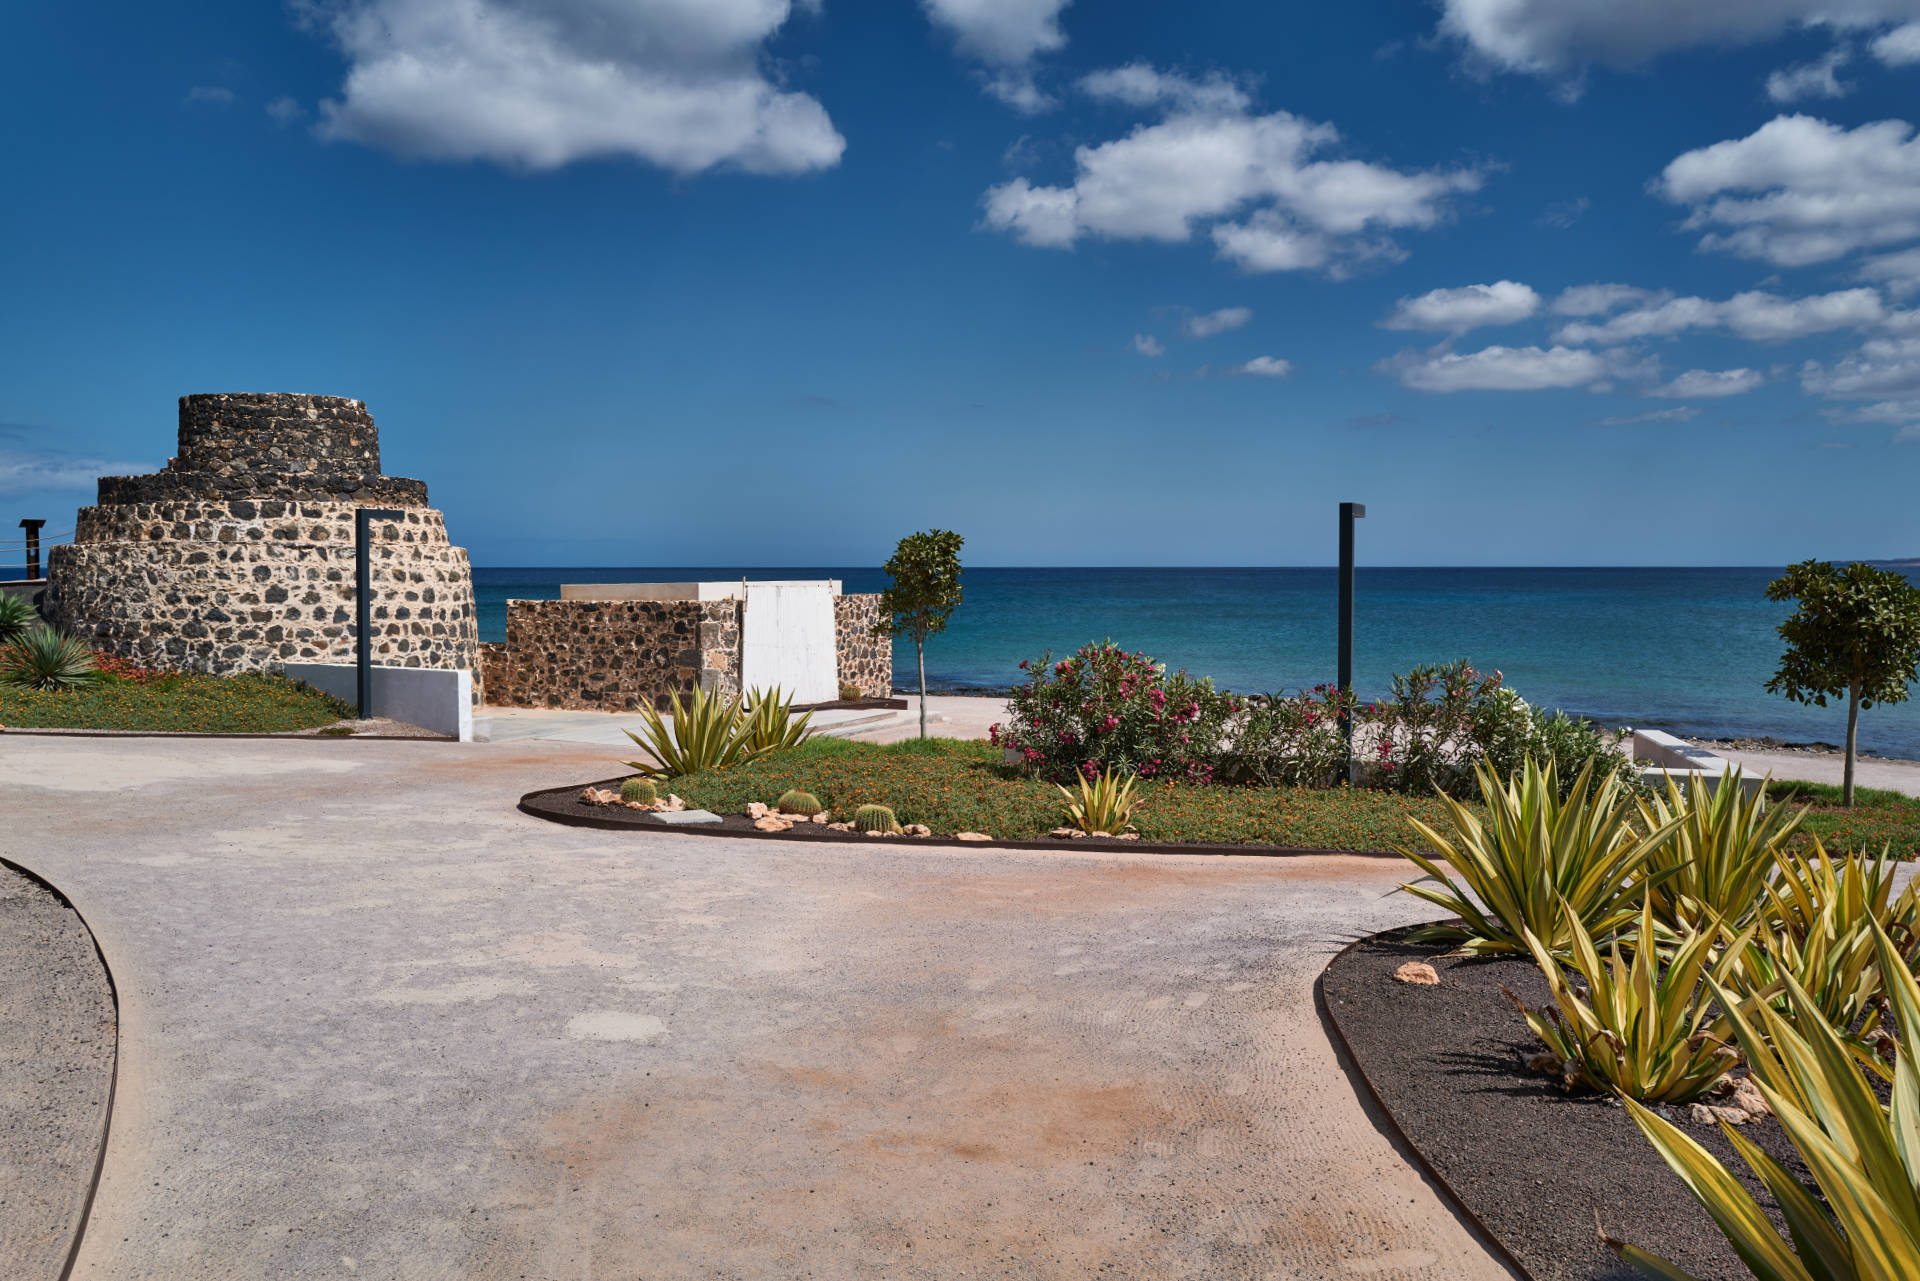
[1802,334,1920,396]
[1381,344,1612,393]
[1658,114,1920,267]
[1132,333,1165,357]
[187,86,235,106]
[0,450,154,494]
[1382,280,1540,334]
[1872,20,1920,62]
[1437,1,1920,79]
[1079,64,1250,113]
[924,0,1072,113]
[310,0,844,175]
[1766,46,1853,102]
[1859,245,1920,294]
[1553,288,1884,344]
[266,96,307,125]
[982,89,1481,274]
[1600,406,1702,425]
[1234,356,1293,377]
[1551,283,1662,315]
[1646,367,1766,397]
[1183,306,1252,339]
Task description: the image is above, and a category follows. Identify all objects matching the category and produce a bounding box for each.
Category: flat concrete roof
[558,580,843,601]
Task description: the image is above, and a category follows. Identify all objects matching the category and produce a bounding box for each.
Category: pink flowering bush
[1217,684,1358,788]
[993,641,1235,784]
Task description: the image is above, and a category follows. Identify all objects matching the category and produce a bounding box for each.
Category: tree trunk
[915,639,928,739]
[1844,682,1860,808]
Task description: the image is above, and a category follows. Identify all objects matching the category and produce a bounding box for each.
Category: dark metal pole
[1338,502,1366,772]
[354,508,402,718]
[19,519,45,580]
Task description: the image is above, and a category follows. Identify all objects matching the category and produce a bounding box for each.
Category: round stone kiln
[47,393,479,682]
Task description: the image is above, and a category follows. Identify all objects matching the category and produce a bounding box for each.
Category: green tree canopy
[1765,559,1920,806]
[873,529,964,738]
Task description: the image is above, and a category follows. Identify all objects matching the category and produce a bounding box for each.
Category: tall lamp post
[355,508,402,719]
[1338,502,1366,775]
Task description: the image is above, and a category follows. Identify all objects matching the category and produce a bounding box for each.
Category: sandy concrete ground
[1702,746,1920,798]
[0,865,115,1280]
[0,733,1510,1280]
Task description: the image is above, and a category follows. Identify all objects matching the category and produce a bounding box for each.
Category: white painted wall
[740,581,838,703]
[285,663,472,741]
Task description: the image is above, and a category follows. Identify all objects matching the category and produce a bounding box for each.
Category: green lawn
[670,736,1463,850]
[0,672,353,734]
[1766,779,1920,860]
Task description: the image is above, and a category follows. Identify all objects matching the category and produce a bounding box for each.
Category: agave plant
[1396,757,1682,956]
[1058,770,1144,834]
[1507,896,1747,1104]
[0,627,99,690]
[0,592,37,645]
[1728,910,1892,1081]
[1637,770,1804,936]
[619,685,770,779]
[1610,920,1920,1280]
[741,686,814,754]
[1767,838,1908,946]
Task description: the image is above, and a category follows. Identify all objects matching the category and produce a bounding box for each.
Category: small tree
[1764,559,1920,806]
[873,529,964,739]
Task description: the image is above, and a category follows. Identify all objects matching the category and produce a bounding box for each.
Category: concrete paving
[1,733,1510,1280]
[1706,746,1920,798]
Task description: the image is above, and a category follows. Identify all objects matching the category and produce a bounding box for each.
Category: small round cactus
[620,777,659,805]
[839,683,862,701]
[853,804,901,834]
[776,789,824,816]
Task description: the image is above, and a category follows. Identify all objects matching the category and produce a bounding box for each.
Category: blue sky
[3,0,1919,567]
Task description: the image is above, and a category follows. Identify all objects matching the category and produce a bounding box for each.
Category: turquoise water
[473,566,1920,759]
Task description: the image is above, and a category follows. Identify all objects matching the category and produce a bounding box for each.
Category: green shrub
[853,803,901,834]
[0,593,37,645]
[775,788,823,816]
[1,628,100,690]
[620,777,658,805]
[0,670,349,733]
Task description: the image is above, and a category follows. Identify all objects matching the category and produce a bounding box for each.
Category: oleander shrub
[1217,684,1355,788]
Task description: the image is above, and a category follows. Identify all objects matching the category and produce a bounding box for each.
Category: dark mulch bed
[517,778,1393,859]
[790,697,909,712]
[1321,927,1815,1281]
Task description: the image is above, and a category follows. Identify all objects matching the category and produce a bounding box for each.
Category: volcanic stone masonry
[46,394,480,688]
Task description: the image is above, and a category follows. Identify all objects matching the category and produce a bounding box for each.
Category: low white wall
[285,663,472,741]
[1631,729,1762,797]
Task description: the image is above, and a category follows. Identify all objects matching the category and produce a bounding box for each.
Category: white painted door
[740,582,838,703]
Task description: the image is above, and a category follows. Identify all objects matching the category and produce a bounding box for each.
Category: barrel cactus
[620,777,659,806]
[776,789,824,817]
[854,804,901,834]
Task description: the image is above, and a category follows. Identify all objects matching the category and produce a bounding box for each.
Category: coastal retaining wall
[46,394,480,690]
[480,593,891,710]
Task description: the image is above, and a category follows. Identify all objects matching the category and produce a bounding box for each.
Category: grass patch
[671,736,1462,850]
[0,672,353,734]
[1766,778,1920,859]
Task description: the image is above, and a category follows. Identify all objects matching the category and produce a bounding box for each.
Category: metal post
[1338,502,1366,773]
[354,508,402,718]
[19,519,45,580]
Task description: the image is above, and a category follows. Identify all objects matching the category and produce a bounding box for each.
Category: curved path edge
[1316,926,1536,1281]
[1,855,121,1281]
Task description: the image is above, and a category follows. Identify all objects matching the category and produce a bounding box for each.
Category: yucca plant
[1728,910,1892,1081]
[0,592,37,644]
[1058,770,1144,834]
[1767,838,1906,948]
[741,686,814,754]
[1396,757,1682,956]
[1507,896,1747,1103]
[1610,920,1920,1280]
[1638,771,1805,936]
[620,685,770,779]
[0,627,100,690]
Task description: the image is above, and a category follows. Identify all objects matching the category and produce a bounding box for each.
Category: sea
[473,566,1920,760]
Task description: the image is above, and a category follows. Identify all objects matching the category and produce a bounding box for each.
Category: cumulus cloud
[1380,344,1612,393]
[981,82,1482,275]
[1183,306,1252,339]
[924,0,1072,112]
[1079,64,1250,113]
[266,96,307,125]
[1437,0,1920,80]
[1234,356,1293,377]
[1553,287,1884,344]
[1766,46,1854,102]
[1802,333,1920,397]
[1552,283,1663,316]
[1132,333,1165,357]
[0,449,153,494]
[1600,406,1702,425]
[309,0,844,175]
[1645,367,1766,397]
[1872,20,1920,61]
[1859,245,1920,295]
[1382,281,1540,334]
[1657,114,1920,267]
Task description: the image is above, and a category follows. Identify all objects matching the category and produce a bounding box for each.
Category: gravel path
[0,864,116,1280]
[3,734,1512,1280]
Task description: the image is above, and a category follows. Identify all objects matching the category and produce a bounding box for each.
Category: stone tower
[47,394,479,686]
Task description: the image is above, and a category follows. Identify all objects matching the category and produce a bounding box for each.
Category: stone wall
[480,592,891,710]
[46,394,479,691]
[834,594,892,697]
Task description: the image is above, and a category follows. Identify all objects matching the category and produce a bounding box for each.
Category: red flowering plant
[994,641,1236,784]
[1367,659,1526,797]
[90,651,164,686]
[1215,683,1358,788]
